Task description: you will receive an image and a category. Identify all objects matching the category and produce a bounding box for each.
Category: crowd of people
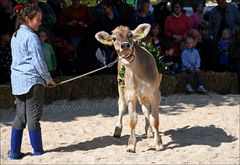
[0,0,240,93]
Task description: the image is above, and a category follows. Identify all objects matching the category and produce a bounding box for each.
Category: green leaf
[138,43,167,73]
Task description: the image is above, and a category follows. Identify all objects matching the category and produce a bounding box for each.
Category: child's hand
[195,68,200,72]
[166,62,174,66]
[189,67,194,72]
[46,81,56,88]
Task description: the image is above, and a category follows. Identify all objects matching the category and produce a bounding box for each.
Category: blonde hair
[221,28,232,40]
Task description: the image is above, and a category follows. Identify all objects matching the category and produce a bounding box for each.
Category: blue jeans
[185,69,203,86]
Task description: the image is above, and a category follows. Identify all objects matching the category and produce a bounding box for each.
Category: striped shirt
[11,24,53,95]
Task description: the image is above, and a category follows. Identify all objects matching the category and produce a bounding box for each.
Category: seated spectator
[38,29,57,77]
[130,0,155,29]
[0,27,12,84]
[149,23,165,52]
[164,0,192,63]
[196,21,218,71]
[58,0,93,48]
[190,2,204,29]
[162,42,179,75]
[217,28,233,72]
[182,36,207,94]
[228,30,240,94]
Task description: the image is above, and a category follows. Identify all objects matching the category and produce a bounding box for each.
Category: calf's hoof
[156,144,165,151]
[146,131,154,139]
[127,145,136,153]
[113,126,122,138]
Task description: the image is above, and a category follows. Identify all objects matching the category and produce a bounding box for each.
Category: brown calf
[95,24,164,152]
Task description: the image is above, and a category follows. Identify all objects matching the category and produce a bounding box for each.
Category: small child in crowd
[38,29,57,77]
[182,36,207,94]
[218,28,232,71]
[162,42,179,75]
[150,23,164,52]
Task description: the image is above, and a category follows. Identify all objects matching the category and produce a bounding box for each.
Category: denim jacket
[11,25,53,95]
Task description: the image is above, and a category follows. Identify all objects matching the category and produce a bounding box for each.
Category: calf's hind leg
[150,93,164,151]
[141,103,153,138]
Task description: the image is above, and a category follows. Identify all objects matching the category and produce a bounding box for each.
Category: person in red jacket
[164,0,192,65]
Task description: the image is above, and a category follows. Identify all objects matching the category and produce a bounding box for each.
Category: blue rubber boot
[10,128,25,160]
[29,129,44,156]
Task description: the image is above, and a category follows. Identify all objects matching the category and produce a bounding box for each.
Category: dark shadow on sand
[163,125,237,150]
[46,135,144,153]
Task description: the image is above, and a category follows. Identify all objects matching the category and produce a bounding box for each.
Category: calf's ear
[95,31,112,46]
[132,23,151,40]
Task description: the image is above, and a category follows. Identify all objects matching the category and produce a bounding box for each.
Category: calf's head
[95,24,151,59]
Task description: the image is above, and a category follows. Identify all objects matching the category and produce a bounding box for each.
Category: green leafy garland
[118,43,166,85]
[139,43,166,73]
[118,65,126,86]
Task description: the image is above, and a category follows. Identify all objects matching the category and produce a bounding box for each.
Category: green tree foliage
[65,0,97,6]
[15,0,27,3]
[16,0,97,7]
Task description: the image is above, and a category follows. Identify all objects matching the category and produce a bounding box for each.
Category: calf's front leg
[113,98,126,137]
[127,100,138,153]
[114,86,126,138]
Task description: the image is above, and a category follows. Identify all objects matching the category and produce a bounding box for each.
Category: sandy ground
[0,93,239,164]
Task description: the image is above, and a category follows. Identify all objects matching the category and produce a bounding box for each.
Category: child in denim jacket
[182,36,207,93]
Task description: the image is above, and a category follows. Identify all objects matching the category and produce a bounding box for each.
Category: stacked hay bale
[0,85,15,108]
[0,72,238,108]
[203,72,238,94]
